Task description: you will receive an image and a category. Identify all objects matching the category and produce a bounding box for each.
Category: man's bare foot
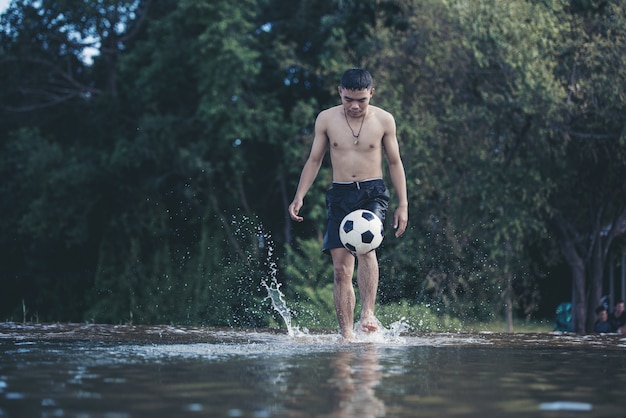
[340,331,357,344]
[358,316,380,333]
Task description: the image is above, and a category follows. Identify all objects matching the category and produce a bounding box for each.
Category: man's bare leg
[331,248,357,341]
[356,250,379,333]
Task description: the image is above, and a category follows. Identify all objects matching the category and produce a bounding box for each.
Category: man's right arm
[288,113,328,222]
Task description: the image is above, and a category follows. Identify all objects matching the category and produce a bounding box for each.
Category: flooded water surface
[1,323,625,417]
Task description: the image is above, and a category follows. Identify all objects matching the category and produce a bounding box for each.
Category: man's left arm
[383,114,408,237]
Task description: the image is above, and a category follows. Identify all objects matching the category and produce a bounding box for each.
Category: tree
[279,0,569,326]
[0,0,154,320]
[0,0,152,113]
[357,0,567,325]
[549,0,626,333]
[85,0,295,323]
[2,0,624,330]
[0,0,296,324]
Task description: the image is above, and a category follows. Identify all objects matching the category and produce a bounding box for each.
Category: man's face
[599,310,608,322]
[339,87,373,118]
[616,302,624,316]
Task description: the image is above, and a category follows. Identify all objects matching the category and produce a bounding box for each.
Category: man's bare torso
[320,104,389,182]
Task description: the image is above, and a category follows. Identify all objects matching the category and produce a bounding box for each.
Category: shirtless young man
[288,68,408,341]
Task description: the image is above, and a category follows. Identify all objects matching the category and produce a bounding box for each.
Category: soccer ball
[339,209,384,254]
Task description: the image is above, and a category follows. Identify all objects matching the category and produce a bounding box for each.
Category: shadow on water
[1,322,626,417]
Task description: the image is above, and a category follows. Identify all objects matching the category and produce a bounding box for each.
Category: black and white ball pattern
[339,209,384,254]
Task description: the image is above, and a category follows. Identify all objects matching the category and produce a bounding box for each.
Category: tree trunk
[505,273,513,333]
[551,214,587,333]
[586,241,605,332]
[570,257,586,334]
[552,208,626,334]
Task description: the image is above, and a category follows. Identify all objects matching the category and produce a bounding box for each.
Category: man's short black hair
[596,305,607,314]
[340,68,373,90]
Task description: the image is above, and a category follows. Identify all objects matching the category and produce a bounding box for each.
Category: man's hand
[289,199,304,222]
[393,205,408,237]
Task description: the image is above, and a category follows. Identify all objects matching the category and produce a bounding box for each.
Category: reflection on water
[1,323,625,417]
[328,347,385,418]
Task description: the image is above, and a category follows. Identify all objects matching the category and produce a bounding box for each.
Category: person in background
[593,306,612,333]
[608,300,626,333]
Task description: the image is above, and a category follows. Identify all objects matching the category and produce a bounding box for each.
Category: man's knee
[357,251,377,263]
[333,264,353,283]
[331,249,354,282]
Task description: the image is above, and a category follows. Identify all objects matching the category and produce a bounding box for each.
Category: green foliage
[545,0,626,331]
[281,238,336,328]
[288,298,465,333]
[1,0,625,331]
[86,211,270,326]
[377,300,463,332]
[357,0,568,322]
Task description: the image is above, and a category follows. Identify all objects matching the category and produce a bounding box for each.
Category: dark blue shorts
[322,178,390,254]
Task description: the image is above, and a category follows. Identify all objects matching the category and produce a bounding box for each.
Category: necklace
[344,108,366,144]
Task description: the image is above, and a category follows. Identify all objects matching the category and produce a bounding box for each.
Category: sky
[0,0,100,63]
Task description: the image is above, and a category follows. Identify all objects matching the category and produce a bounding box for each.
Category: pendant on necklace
[344,108,366,145]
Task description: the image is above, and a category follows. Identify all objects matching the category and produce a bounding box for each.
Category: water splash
[262,276,294,335]
[258,228,303,337]
[256,224,408,343]
[354,316,411,344]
